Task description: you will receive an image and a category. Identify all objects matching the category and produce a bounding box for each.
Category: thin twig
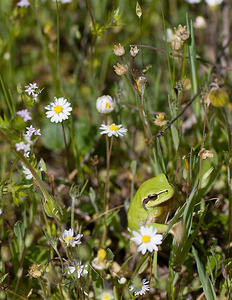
[155,82,205,138]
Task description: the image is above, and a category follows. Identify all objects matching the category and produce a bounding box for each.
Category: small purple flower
[15,141,31,154]
[17,109,32,122]
[17,0,30,7]
[24,125,41,138]
[25,82,41,102]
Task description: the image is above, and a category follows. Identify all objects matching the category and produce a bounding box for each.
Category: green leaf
[14,221,25,259]
[192,246,217,300]
[41,122,69,150]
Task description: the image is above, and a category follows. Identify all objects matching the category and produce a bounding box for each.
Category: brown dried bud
[198,148,214,160]
[113,63,127,76]
[113,43,125,56]
[171,36,184,51]
[28,264,43,278]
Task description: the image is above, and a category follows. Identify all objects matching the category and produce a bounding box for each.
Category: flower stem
[61,121,69,174]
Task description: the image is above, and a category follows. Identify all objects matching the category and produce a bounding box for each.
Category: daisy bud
[96,95,115,114]
[113,63,127,76]
[113,43,125,57]
[194,16,207,29]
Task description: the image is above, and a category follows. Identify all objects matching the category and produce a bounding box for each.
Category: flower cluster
[17,0,30,7]
[17,109,32,122]
[25,83,42,102]
[171,24,190,51]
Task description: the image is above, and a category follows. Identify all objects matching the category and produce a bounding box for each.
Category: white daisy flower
[61,229,83,247]
[96,95,115,114]
[129,278,150,296]
[45,97,72,123]
[205,0,223,6]
[22,166,33,180]
[185,0,201,3]
[99,123,127,138]
[194,16,207,29]
[67,261,88,278]
[131,225,163,255]
[99,290,114,300]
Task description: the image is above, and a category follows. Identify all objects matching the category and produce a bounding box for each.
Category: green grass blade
[192,246,217,300]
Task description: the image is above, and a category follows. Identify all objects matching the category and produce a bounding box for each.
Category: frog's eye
[142,189,168,211]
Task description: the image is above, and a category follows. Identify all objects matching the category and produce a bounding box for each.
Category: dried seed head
[113,63,127,76]
[113,43,125,57]
[174,24,190,41]
[198,148,214,160]
[130,45,139,57]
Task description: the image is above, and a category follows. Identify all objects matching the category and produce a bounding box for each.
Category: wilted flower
[99,123,127,138]
[92,248,109,270]
[28,264,43,278]
[17,0,30,7]
[198,148,214,159]
[194,16,207,29]
[131,225,163,255]
[135,76,147,94]
[113,63,127,76]
[96,95,115,114]
[130,45,139,57]
[45,97,72,123]
[153,113,168,127]
[67,261,88,278]
[174,24,190,41]
[60,229,83,247]
[17,109,32,122]
[129,278,150,296]
[171,36,184,51]
[113,43,125,56]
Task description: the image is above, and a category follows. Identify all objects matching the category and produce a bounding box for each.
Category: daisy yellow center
[97,248,106,260]
[103,296,110,300]
[77,265,80,270]
[109,124,118,131]
[105,102,111,108]
[65,236,73,244]
[54,105,63,114]
[142,235,150,243]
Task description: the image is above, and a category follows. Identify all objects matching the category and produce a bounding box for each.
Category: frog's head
[139,174,174,210]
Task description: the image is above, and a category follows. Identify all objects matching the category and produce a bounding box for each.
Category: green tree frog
[127,173,175,233]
